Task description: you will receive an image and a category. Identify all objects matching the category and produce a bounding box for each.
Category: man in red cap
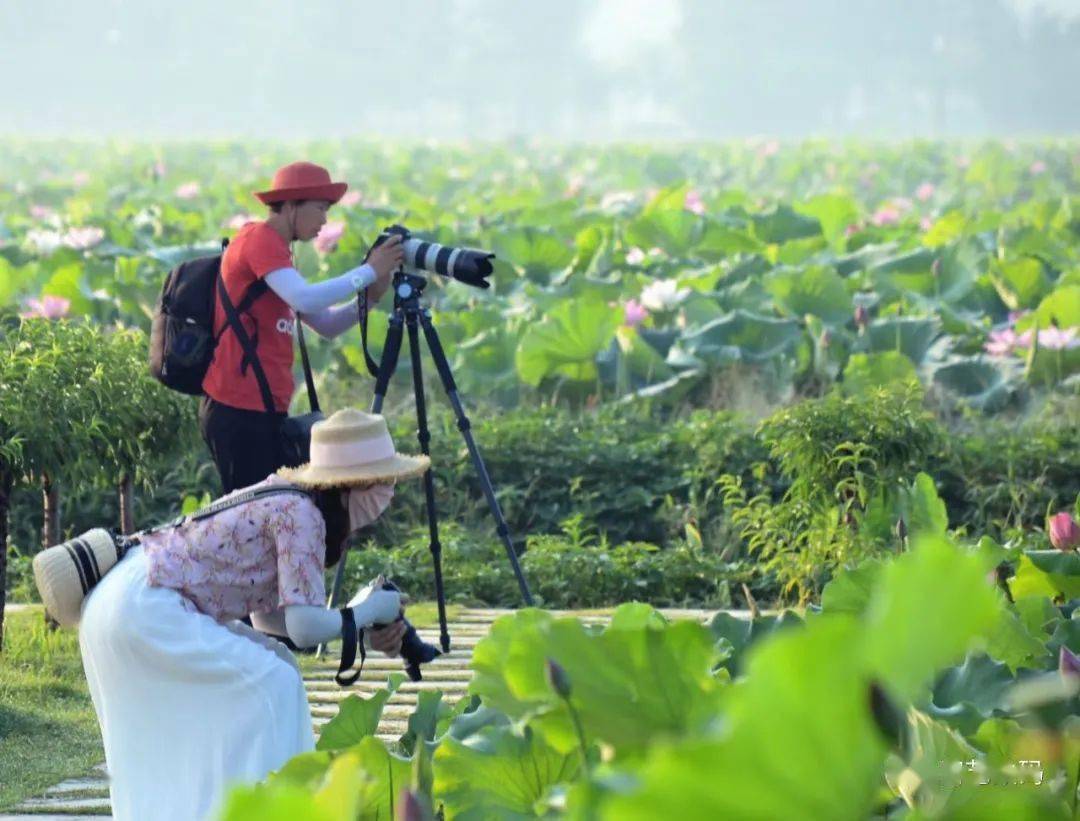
[200,161,405,493]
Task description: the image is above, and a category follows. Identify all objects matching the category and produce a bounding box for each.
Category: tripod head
[391,269,430,308]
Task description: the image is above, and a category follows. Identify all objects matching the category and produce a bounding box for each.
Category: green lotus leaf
[931,357,1016,412]
[765,265,851,324]
[491,227,575,283]
[865,316,941,364]
[751,204,822,244]
[514,297,621,386]
[603,617,887,821]
[434,724,578,819]
[863,535,1001,701]
[678,310,803,363]
[842,351,919,395]
[468,606,722,756]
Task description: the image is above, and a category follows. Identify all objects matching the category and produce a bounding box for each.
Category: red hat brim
[254,182,348,205]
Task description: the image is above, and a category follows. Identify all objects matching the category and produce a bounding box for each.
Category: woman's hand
[368,619,407,657]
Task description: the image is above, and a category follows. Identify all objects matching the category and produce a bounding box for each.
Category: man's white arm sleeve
[264,265,376,314]
[300,303,361,340]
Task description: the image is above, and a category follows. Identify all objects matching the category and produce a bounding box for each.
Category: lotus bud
[854,305,869,330]
[396,790,426,821]
[545,658,572,699]
[1060,646,1080,678]
[1049,512,1080,552]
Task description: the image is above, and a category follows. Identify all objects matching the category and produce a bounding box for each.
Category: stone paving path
[1,607,722,819]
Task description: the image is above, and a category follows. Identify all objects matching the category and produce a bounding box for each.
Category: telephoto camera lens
[376,578,441,681]
[398,621,441,682]
[375,224,495,289]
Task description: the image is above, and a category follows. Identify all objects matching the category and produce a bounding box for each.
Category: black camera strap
[294,319,320,413]
[356,289,381,377]
[336,607,367,686]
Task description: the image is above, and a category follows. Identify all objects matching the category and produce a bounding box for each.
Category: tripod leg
[371,311,406,415]
[417,310,534,606]
[317,310,406,658]
[406,314,451,653]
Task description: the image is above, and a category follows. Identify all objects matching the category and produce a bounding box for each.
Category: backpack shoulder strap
[217,273,276,413]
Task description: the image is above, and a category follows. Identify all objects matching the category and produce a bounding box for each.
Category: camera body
[372,578,441,682]
[371,224,495,289]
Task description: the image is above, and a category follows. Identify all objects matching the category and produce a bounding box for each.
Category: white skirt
[78,546,315,821]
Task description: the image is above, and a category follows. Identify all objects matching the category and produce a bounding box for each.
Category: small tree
[0,317,193,649]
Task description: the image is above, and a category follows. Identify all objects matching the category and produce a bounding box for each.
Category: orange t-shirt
[202,222,295,413]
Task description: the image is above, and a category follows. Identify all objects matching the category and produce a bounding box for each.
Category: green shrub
[342,520,744,609]
[940,394,1080,537]
[718,383,944,603]
[381,402,772,550]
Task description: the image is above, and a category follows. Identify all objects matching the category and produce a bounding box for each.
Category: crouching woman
[77,409,428,821]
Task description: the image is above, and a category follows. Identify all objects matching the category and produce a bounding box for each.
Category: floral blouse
[142,476,327,622]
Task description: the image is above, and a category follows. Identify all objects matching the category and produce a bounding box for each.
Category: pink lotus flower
[915,182,936,202]
[175,182,200,200]
[1038,326,1080,351]
[563,175,585,199]
[340,190,363,207]
[893,197,914,214]
[62,226,105,250]
[984,327,1034,357]
[854,305,870,329]
[20,295,71,320]
[1030,160,1047,176]
[757,139,780,158]
[920,216,934,232]
[684,189,706,215]
[314,221,345,254]
[845,222,864,238]
[72,171,90,188]
[870,205,901,227]
[225,213,256,230]
[623,299,649,328]
[955,155,971,170]
[30,204,56,221]
[625,247,646,265]
[1049,512,1080,551]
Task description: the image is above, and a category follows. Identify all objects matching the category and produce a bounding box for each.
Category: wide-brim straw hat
[277,408,430,489]
[33,528,125,627]
[254,161,348,205]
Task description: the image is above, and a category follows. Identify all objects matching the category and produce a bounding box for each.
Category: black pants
[198,396,288,493]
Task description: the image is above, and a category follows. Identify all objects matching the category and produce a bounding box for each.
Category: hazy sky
[1,0,1078,140]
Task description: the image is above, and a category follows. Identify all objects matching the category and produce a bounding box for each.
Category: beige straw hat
[277,408,430,489]
[33,528,126,627]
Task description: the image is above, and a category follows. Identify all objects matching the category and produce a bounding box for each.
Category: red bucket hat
[254,161,348,205]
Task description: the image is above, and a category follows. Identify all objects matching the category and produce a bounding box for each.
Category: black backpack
[148,239,268,395]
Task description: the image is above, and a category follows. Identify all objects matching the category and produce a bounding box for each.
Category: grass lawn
[0,605,104,812]
[0,600,463,811]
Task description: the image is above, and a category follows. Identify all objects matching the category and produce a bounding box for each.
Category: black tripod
[323,270,533,653]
